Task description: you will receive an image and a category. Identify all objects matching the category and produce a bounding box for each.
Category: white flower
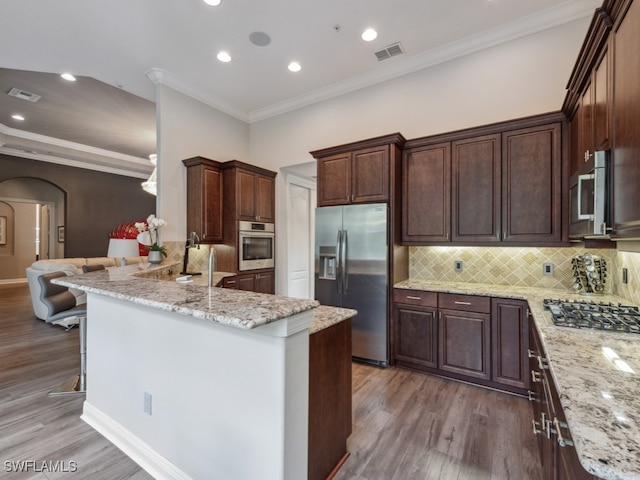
[134,222,148,233]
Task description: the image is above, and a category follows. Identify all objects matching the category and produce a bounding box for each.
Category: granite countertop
[55,263,319,330]
[310,305,357,334]
[57,262,355,334]
[395,279,640,480]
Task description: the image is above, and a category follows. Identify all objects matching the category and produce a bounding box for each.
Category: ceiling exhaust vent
[7,87,41,103]
[374,42,405,61]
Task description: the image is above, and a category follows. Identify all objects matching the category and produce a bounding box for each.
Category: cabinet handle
[256,274,261,280]
[528,349,536,359]
[537,355,549,370]
[553,418,574,447]
[531,370,541,383]
[527,390,536,402]
[226,280,236,285]
[531,419,542,436]
[454,301,472,305]
[406,295,422,300]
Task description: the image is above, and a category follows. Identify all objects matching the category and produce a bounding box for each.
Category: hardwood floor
[0,285,151,480]
[1,284,542,479]
[335,363,543,480]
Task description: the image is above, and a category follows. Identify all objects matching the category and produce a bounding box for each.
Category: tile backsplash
[409,246,618,294]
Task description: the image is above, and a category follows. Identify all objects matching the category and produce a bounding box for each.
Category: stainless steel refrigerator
[315,203,389,366]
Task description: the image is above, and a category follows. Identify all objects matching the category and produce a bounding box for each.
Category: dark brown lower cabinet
[492,298,529,390]
[308,319,352,480]
[393,289,528,394]
[439,307,491,380]
[235,269,275,294]
[529,322,597,480]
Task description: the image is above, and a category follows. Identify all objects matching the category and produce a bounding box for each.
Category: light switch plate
[543,262,554,276]
[454,260,463,273]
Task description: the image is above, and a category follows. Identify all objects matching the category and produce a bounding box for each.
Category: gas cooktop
[543,298,640,334]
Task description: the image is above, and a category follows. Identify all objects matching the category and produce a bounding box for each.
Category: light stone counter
[56,263,319,330]
[310,305,358,334]
[395,279,640,480]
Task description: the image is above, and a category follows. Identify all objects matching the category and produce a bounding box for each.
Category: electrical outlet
[454,260,463,273]
[144,392,152,415]
[623,267,628,284]
[543,262,554,276]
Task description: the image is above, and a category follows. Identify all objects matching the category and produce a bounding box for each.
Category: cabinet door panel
[255,271,275,294]
[317,153,351,206]
[351,146,389,203]
[395,306,438,368]
[202,167,223,242]
[256,175,275,223]
[593,47,610,151]
[491,298,528,389]
[238,170,257,220]
[612,0,640,237]
[439,309,490,380]
[402,143,451,243]
[452,134,501,242]
[502,123,562,242]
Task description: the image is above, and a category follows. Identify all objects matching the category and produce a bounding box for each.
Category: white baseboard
[81,402,194,480]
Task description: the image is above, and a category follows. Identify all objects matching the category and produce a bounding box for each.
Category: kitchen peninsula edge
[395,279,640,480]
[53,265,355,480]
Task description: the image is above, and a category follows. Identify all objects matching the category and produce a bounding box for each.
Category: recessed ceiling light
[288,62,301,73]
[61,73,76,82]
[362,28,378,42]
[203,0,222,6]
[217,51,232,63]
[11,114,25,121]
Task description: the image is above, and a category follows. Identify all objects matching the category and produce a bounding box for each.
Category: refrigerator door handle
[336,230,343,294]
[341,229,348,293]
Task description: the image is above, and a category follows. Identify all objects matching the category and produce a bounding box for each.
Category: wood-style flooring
[1,284,542,479]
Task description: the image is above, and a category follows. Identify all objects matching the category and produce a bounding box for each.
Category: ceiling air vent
[374,42,405,61]
[7,87,41,103]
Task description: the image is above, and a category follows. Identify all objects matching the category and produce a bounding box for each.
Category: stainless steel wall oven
[238,221,275,271]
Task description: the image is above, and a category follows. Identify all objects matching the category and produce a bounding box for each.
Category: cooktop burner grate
[543,299,640,334]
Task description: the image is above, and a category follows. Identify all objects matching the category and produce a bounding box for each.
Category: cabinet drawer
[439,293,490,313]
[393,289,438,308]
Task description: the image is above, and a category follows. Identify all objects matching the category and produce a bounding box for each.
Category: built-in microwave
[569,150,610,239]
[238,221,275,271]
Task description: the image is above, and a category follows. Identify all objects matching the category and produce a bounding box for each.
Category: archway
[0,177,65,281]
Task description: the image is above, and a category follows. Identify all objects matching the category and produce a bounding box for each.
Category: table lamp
[107,238,139,266]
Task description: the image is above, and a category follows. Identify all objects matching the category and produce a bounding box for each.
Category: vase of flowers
[136,215,167,264]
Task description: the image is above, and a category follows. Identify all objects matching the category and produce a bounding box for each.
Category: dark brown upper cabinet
[311,133,405,207]
[183,156,223,244]
[564,0,640,240]
[402,142,451,243]
[226,163,276,223]
[401,113,566,246]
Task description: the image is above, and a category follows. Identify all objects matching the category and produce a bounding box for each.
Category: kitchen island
[395,279,640,480]
[54,265,355,480]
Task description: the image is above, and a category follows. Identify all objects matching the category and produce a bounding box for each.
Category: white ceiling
[0,0,600,175]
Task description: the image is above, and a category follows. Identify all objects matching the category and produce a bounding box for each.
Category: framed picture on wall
[58,226,65,243]
[0,216,6,245]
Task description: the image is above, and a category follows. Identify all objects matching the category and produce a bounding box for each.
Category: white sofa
[26,257,146,322]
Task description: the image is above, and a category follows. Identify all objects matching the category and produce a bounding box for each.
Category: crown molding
[145,68,249,123]
[0,123,152,179]
[248,0,599,122]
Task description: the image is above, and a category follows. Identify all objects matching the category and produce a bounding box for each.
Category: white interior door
[286,176,316,299]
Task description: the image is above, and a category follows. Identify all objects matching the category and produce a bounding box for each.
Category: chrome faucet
[208,246,216,287]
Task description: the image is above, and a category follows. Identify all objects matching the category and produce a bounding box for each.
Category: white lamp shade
[107,238,139,259]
